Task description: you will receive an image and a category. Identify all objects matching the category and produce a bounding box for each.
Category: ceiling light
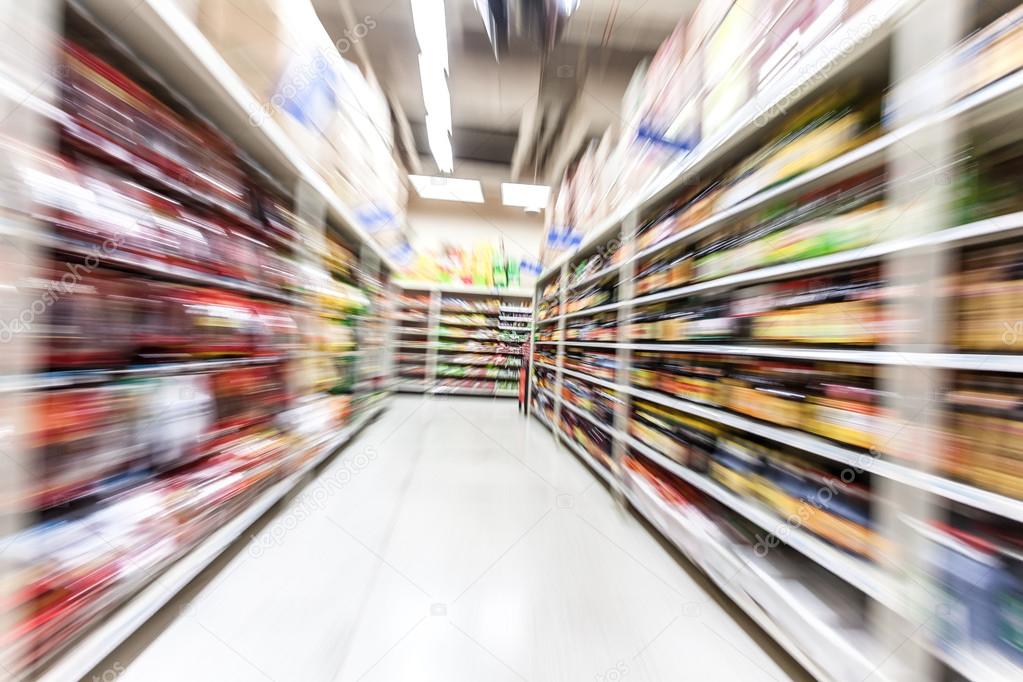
[412,0,453,173]
[410,175,484,203]
[418,54,452,129]
[425,116,454,174]
[501,183,550,209]
[410,0,449,70]
[558,0,581,16]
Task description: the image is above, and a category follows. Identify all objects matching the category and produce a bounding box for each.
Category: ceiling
[313,0,698,183]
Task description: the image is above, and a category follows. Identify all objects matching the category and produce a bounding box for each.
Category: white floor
[85,396,809,682]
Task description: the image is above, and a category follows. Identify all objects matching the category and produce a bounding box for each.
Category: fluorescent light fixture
[501,183,550,209]
[558,0,581,16]
[418,55,452,128]
[410,175,484,203]
[411,0,449,71]
[412,0,454,173]
[425,115,454,174]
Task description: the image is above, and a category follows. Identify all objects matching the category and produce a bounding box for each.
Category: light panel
[501,183,551,209]
[411,0,454,173]
[410,175,484,203]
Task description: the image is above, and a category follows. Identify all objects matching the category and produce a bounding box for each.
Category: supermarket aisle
[87,396,808,682]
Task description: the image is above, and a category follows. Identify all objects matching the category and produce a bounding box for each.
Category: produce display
[1,37,392,678]
[400,241,539,290]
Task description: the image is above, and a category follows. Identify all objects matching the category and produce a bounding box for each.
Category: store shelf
[623,433,899,609]
[556,366,1023,523]
[531,388,886,680]
[534,385,557,401]
[396,381,433,392]
[397,281,533,298]
[0,69,69,125]
[551,342,1023,374]
[567,263,619,292]
[557,396,618,437]
[439,319,500,328]
[429,385,517,398]
[436,370,518,381]
[531,408,558,436]
[35,400,387,682]
[922,640,1022,682]
[621,475,876,682]
[398,343,523,355]
[435,357,522,368]
[0,356,289,392]
[563,302,622,320]
[33,232,303,305]
[559,431,618,489]
[624,209,1023,312]
[537,0,915,284]
[554,366,620,392]
[543,18,1023,289]
[74,0,399,272]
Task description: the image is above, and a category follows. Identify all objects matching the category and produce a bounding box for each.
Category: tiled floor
[86,396,809,682]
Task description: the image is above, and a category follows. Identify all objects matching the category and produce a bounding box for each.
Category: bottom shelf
[529,409,891,682]
[36,400,389,682]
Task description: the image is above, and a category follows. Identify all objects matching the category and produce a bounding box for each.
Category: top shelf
[75,0,399,272]
[537,0,915,283]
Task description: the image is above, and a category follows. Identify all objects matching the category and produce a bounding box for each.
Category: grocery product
[2,34,393,678]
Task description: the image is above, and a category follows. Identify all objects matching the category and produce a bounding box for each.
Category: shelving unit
[33,400,388,682]
[528,1,1023,680]
[1,2,399,679]
[394,283,531,398]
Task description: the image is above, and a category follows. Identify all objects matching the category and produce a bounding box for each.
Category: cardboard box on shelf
[192,0,293,103]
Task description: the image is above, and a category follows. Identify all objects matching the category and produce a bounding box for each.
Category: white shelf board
[566,263,620,292]
[561,342,1023,374]
[922,640,1022,682]
[555,366,1023,523]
